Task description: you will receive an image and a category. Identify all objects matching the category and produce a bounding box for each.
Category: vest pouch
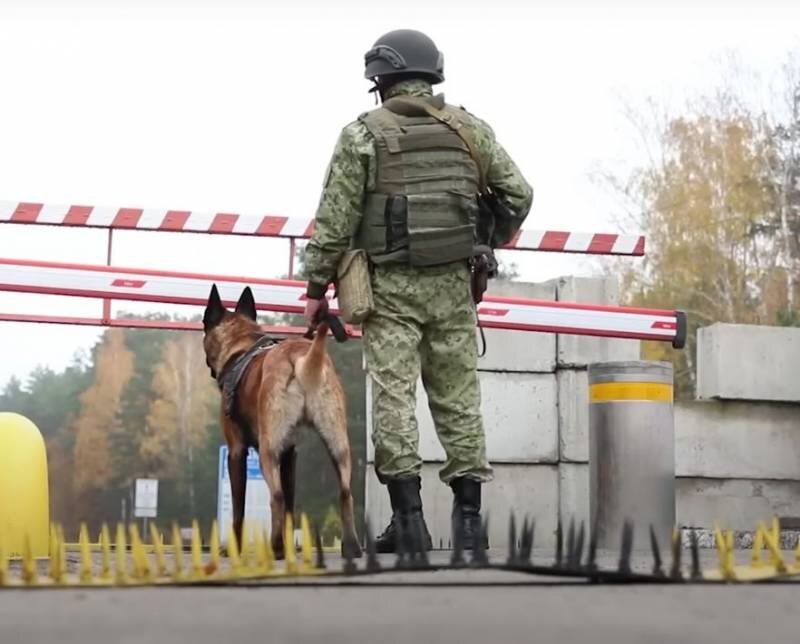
[408,224,475,266]
[336,249,375,324]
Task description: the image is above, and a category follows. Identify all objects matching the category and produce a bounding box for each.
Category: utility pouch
[336,249,375,324]
[469,249,498,305]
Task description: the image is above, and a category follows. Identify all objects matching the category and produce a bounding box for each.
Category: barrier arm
[0,257,686,348]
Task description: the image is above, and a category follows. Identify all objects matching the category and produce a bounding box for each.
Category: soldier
[303,29,533,552]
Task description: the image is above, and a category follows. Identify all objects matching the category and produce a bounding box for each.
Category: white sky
[1,0,799,388]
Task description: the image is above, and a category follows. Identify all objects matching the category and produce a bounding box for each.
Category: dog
[202,283,362,559]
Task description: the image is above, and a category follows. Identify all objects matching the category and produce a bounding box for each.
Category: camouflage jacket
[304,79,534,297]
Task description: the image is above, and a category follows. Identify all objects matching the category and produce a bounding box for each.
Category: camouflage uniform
[305,79,533,484]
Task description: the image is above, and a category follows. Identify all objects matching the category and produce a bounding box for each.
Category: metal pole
[288,238,296,279]
[588,361,675,550]
[102,228,114,323]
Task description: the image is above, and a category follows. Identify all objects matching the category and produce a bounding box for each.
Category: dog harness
[216,334,278,419]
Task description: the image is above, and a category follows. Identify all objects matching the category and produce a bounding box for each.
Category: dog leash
[304,312,349,343]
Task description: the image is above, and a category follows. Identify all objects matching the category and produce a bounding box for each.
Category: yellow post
[78,523,92,584]
[0,413,50,558]
[284,514,297,575]
[115,523,127,585]
[300,513,313,570]
[226,524,242,578]
[171,523,184,581]
[150,523,167,578]
[99,524,112,581]
[208,521,220,576]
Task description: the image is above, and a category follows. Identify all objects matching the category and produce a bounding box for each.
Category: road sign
[217,446,271,546]
[134,478,158,518]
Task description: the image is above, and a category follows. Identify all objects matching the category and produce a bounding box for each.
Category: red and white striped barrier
[0,200,645,256]
[0,257,686,347]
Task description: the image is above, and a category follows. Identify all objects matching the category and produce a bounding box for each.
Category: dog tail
[295,323,329,390]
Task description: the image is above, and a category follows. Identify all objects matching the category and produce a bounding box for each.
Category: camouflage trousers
[363,262,493,484]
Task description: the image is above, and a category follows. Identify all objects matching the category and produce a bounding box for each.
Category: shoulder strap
[383,96,487,192]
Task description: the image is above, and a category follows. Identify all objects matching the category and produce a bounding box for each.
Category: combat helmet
[364,29,444,84]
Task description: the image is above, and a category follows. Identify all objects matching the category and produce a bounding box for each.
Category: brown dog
[202,284,361,559]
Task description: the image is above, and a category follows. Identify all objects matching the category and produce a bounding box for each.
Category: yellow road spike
[300,513,313,569]
[751,522,766,568]
[769,517,781,567]
[713,524,735,580]
[207,521,220,576]
[794,533,800,570]
[115,523,128,585]
[48,524,61,584]
[226,524,242,577]
[284,513,297,575]
[150,523,167,577]
[763,525,787,573]
[190,520,204,579]
[254,527,273,575]
[240,522,254,571]
[57,525,67,583]
[171,523,184,581]
[725,530,736,577]
[79,522,93,583]
[0,532,6,586]
[129,524,151,582]
[21,534,37,585]
[99,524,112,580]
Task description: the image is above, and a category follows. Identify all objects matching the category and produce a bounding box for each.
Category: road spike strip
[751,522,766,568]
[100,524,112,580]
[588,515,599,572]
[555,519,563,568]
[48,524,61,584]
[566,517,576,569]
[150,523,167,578]
[284,514,297,575]
[22,533,36,585]
[725,531,736,576]
[171,523,184,581]
[300,514,314,569]
[669,527,682,580]
[225,524,243,576]
[208,521,221,576]
[618,520,633,575]
[190,520,204,579]
[79,522,92,583]
[575,521,585,569]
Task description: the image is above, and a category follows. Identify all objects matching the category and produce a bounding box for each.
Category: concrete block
[365,463,560,549]
[557,369,589,462]
[675,401,800,480]
[366,372,558,463]
[559,463,589,529]
[549,275,641,368]
[478,280,556,373]
[697,323,800,402]
[677,477,800,531]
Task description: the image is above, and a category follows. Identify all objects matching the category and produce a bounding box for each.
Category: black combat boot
[374,476,433,554]
[451,477,489,550]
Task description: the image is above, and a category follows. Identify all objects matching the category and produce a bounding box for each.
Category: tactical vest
[355,94,482,266]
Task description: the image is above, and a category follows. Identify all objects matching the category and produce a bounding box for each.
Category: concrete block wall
[364,275,640,548]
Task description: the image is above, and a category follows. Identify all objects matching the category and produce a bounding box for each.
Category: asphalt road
[1,550,798,644]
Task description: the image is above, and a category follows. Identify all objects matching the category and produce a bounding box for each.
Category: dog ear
[203,284,227,331]
[235,286,258,322]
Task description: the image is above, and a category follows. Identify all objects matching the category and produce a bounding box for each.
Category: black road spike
[555,518,564,568]
[394,520,409,570]
[566,517,576,568]
[689,529,702,581]
[414,520,430,568]
[649,525,664,577]
[365,518,381,573]
[587,514,599,573]
[669,528,683,581]
[519,517,533,565]
[314,525,326,570]
[575,521,585,570]
[439,538,443,550]
[618,520,634,576]
[450,518,466,568]
[471,517,490,567]
[507,513,518,566]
